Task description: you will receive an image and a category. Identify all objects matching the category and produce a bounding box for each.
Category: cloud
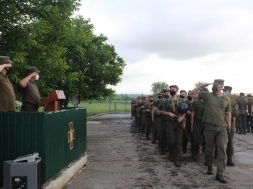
[79,0,253,61]
[77,0,253,94]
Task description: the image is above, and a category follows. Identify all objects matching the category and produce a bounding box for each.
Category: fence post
[114,101,116,111]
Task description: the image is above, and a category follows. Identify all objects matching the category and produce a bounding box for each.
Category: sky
[77,0,253,94]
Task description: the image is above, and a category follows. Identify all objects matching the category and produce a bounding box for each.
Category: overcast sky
[77,0,253,94]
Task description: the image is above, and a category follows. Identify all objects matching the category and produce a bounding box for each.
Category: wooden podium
[38,90,66,112]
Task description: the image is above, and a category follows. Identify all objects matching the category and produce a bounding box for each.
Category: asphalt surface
[64,113,253,189]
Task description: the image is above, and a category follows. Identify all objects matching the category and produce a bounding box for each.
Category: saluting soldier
[0,56,15,112]
[191,79,231,184]
[19,67,40,112]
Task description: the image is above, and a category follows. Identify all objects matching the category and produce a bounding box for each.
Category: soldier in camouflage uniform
[191,79,231,184]
[191,90,206,160]
[152,93,162,144]
[162,85,186,167]
[143,95,154,139]
[236,92,247,134]
[223,86,237,166]
[157,89,170,155]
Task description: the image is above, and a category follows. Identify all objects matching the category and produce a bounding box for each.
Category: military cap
[223,86,232,92]
[240,92,245,96]
[180,90,187,94]
[213,79,224,85]
[170,85,179,91]
[161,88,168,93]
[247,94,252,97]
[0,56,13,65]
[26,67,39,75]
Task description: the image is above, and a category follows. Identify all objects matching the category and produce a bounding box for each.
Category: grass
[69,101,131,117]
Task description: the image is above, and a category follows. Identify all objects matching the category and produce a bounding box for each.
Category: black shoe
[204,162,208,166]
[192,154,197,161]
[238,132,242,134]
[169,156,174,162]
[161,151,165,155]
[247,130,250,133]
[182,149,187,154]
[215,175,227,184]
[152,140,156,144]
[227,160,235,166]
[207,166,213,175]
[174,161,182,167]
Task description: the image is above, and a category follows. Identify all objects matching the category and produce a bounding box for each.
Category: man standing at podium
[0,56,16,112]
[19,67,40,112]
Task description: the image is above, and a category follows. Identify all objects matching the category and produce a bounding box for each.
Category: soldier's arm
[19,72,37,88]
[191,110,195,132]
[191,83,211,99]
[225,111,232,131]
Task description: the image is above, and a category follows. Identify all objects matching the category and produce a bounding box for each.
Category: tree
[151,82,169,96]
[0,1,125,103]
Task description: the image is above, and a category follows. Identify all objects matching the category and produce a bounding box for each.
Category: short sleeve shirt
[0,73,15,111]
[198,92,231,126]
[192,99,205,120]
[21,81,40,105]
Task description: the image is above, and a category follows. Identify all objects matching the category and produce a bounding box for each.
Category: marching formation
[130,79,253,184]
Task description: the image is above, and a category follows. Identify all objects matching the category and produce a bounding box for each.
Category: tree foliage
[151,82,169,96]
[0,1,125,102]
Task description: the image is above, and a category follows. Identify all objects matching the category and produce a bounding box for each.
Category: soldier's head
[212,79,224,93]
[148,95,154,102]
[239,92,245,98]
[26,67,40,81]
[169,85,178,97]
[164,89,170,99]
[247,94,252,101]
[223,86,232,96]
[179,90,187,99]
[0,56,13,74]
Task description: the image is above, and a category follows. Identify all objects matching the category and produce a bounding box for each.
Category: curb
[43,154,88,189]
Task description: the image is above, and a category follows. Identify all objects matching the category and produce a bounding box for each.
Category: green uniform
[0,73,15,112]
[144,101,153,139]
[20,80,40,112]
[199,91,230,175]
[191,99,205,157]
[166,97,184,162]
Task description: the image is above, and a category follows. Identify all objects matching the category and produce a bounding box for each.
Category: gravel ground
[64,114,253,189]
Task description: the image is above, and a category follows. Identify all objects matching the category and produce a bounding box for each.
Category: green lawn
[69,101,131,116]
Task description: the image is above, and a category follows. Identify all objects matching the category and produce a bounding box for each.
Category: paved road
[64,114,253,189]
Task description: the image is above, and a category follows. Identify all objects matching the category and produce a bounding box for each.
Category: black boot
[215,174,227,183]
[174,160,182,167]
[207,166,213,175]
[227,159,235,166]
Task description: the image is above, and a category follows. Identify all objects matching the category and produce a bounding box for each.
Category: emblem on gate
[68,122,75,150]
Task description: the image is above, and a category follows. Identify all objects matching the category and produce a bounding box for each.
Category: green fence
[0,108,87,185]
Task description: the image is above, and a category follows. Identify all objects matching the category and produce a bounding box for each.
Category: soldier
[157,89,170,155]
[136,96,143,133]
[182,90,193,154]
[0,56,15,112]
[143,95,154,139]
[152,93,162,144]
[236,92,247,134]
[179,90,188,102]
[191,79,231,184]
[19,67,40,112]
[223,86,237,166]
[190,89,206,160]
[130,97,138,132]
[162,85,186,167]
[246,94,253,133]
